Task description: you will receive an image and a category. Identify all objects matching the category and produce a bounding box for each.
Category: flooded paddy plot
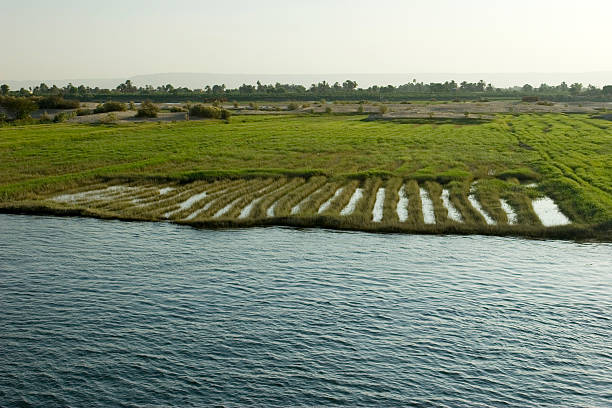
[500,199,518,225]
[419,187,436,224]
[340,188,364,216]
[318,187,344,214]
[532,197,571,227]
[37,176,587,236]
[372,188,385,222]
[441,189,463,223]
[468,183,496,225]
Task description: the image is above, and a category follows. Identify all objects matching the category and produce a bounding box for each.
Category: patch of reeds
[424,181,448,225]
[299,181,343,216]
[250,178,305,219]
[273,176,327,216]
[225,178,288,219]
[447,181,485,224]
[199,178,274,219]
[380,178,402,223]
[405,180,423,225]
[170,179,247,220]
[343,177,382,224]
[320,180,359,216]
[473,179,509,224]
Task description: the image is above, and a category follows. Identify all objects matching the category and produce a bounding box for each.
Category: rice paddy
[21,176,571,236]
[0,112,610,240]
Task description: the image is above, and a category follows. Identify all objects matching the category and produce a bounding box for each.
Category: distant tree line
[1,79,611,104]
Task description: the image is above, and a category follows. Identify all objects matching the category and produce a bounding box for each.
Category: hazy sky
[3,0,611,80]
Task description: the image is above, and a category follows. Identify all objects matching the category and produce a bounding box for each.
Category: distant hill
[2,72,611,90]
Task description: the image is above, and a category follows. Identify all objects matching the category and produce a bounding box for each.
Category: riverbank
[1,113,610,240]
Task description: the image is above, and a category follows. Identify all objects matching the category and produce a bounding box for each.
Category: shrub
[136,101,160,118]
[0,96,38,119]
[521,96,539,102]
[379,105,388,114]
[128,101,135,110]
[170,106,185,112]
[220,109,232,120]
[39,111,52,123]
[302,103,310,108]
[248,102,259,110]
[94,101,127,114]
[53,111,76,123]
[76,108,92,116]
[189,104,231,120]
[287,102,299,110]
[98,113,118,124]
[37,96,79,109]
[357,105,364,114]
[325,106,332,114]
[232,101,238,108]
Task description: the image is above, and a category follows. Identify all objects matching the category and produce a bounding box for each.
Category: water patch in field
[372,188,385,222]
[238,184,281,219]
[468,183,496,225]
[500,199,518,225]
[396,185,409,222]
[53,185,141,203]
[266,203,277,217]
[532,197,571,227]
[340,188,364,216]
[318,187,344,214]
[185,198,219,221]
[214,198,241,218]
[159,187,175,195]
[164,191,208,218]
[441,189,463,222]
[239,197,262,219]
[419,187,436,224]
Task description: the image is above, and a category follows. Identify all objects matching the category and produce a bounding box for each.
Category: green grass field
[0,113,610,239]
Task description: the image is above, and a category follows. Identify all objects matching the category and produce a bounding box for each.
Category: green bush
[98,113,118,124]
[379,105,388,114]
[39,111,53,123]
[220,109,232,120]
[287,102,299,110]
[189,104,231,120]
[53,111,76,123]
[325,106,332,114]
[170,106,185,112]
[37,96,79,109]
[94,101,127,114]
[136,101,160,118]
[357,105,364,113]
[0,96,38,119]
[76,108,92,116]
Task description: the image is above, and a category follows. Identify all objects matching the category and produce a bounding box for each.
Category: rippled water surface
[1,214,611,407]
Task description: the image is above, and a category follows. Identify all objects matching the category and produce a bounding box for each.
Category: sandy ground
[13,99,611,124]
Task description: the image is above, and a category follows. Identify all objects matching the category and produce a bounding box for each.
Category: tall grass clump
[189,104,231,120]
[381,177,403,223]
[94,101,127,114]
[37,96,80,109]
[136,101,160,118]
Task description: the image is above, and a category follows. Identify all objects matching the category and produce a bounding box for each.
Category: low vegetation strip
[0,112,609,239]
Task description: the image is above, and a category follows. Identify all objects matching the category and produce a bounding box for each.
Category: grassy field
[0,113,610,239]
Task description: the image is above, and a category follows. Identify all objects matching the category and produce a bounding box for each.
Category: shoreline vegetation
[0,108,609,241]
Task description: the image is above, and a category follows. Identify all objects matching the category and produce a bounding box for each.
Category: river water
[1,214,610,407]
